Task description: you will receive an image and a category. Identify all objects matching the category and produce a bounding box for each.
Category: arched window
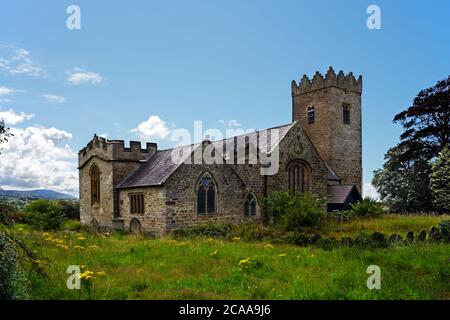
[343,104,350,125]
[244,193,257,217]
[307,106,315,124]
[90,165,101,205]
[287,161,309,193]
[196,173,216,214]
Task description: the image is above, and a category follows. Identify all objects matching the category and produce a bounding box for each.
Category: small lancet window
[244,193,257,217]
[129,193,145,214]
[307,106,315,124]
[343,104,350,125]
[90,165,101,205]
[287,161,308,193]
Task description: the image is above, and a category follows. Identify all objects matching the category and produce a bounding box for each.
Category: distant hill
[0,188,76,200]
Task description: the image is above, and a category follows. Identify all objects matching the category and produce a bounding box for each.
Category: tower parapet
[292,67,362,96]
[78,135,157,169]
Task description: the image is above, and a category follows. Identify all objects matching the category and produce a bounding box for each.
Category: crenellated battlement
[291,67,362,96]
[78,134,157,168]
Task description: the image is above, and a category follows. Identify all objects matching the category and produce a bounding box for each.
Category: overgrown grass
[14,215,449,300]
[324,214,449,239]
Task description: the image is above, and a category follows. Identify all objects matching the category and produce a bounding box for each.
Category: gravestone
[130,218,142,234]
[389,234,403,243]
[418,230,426,242]
[406,231,414,242]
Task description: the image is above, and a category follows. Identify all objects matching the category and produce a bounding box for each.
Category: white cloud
[131,115,170,140]
[67,68,104,85]
[363,182,380,200]
[0,86,15,96]
[0,118,78,196]
[0,98,12,103]
[42,94,66,104]
[0,45,45,77]
[0,108,35,125]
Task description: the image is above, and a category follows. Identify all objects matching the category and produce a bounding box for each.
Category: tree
[0,119,12,153]
[430,147,450,213]
[373,144,432,213]
[25,200,66,230]
[393,76,449,162]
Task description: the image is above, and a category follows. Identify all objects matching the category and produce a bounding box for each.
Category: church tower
[291,67,362,192]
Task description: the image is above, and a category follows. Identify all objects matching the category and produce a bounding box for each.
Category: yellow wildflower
[210,250,218,256]
[74,245,85,250]
[264,244,274,249]
[238,258,251,266]
[278,253,287,257]
[137,268,144,273]
[77,236,87,240]
[232,237,241,241]
[78,270,95,280]
[87,245,100,250]
[96,271,107,276]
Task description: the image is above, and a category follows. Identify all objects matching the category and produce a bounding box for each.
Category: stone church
[78,67,363,234]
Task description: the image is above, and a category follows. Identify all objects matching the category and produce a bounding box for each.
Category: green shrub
[25,200,66,230]
[228,222,273,241]
[0,231,29,299]
[172,222,232,238]
[350,197,384,218]
[0,200,17,225]
[263,192,326,230]
[329,210,353,221]
[58,200,80,220]
[436,220,450,242]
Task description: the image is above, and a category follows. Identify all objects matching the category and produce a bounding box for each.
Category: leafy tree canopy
[393,76,450,162]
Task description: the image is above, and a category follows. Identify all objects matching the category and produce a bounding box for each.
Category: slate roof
[117,123,295,189]
[327,185,358,204]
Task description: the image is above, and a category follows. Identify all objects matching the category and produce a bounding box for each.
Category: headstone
[429,226,438,240]
[418,230,426,242]
[389,234,403,243]
[406,231,414,242]
[90,218,99,233]
[130,218,142,234]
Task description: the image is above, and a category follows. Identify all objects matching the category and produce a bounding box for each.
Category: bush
[228,223,273,241]
[350,198,384,218]
[0,200,17,225]
[263,192,326,230]
[25,200,66,230]
[0,231,29,299]
[58,200,80,220]
[436,220,450,242]
[172,222,232,238]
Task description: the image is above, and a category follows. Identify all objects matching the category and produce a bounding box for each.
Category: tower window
[343,104,350,125]
[287,161,309,193]
[129,193,145,214]
[307,107,315,124]
[197,173,216,214]
[90,165,101,205]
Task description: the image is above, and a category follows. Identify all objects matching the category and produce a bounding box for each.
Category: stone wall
[118,186,166,235]
[164,160,247,231]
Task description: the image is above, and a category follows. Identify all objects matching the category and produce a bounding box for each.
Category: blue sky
[0,0,449,196]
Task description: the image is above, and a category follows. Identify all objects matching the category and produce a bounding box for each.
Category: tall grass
[15,216,449,300]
